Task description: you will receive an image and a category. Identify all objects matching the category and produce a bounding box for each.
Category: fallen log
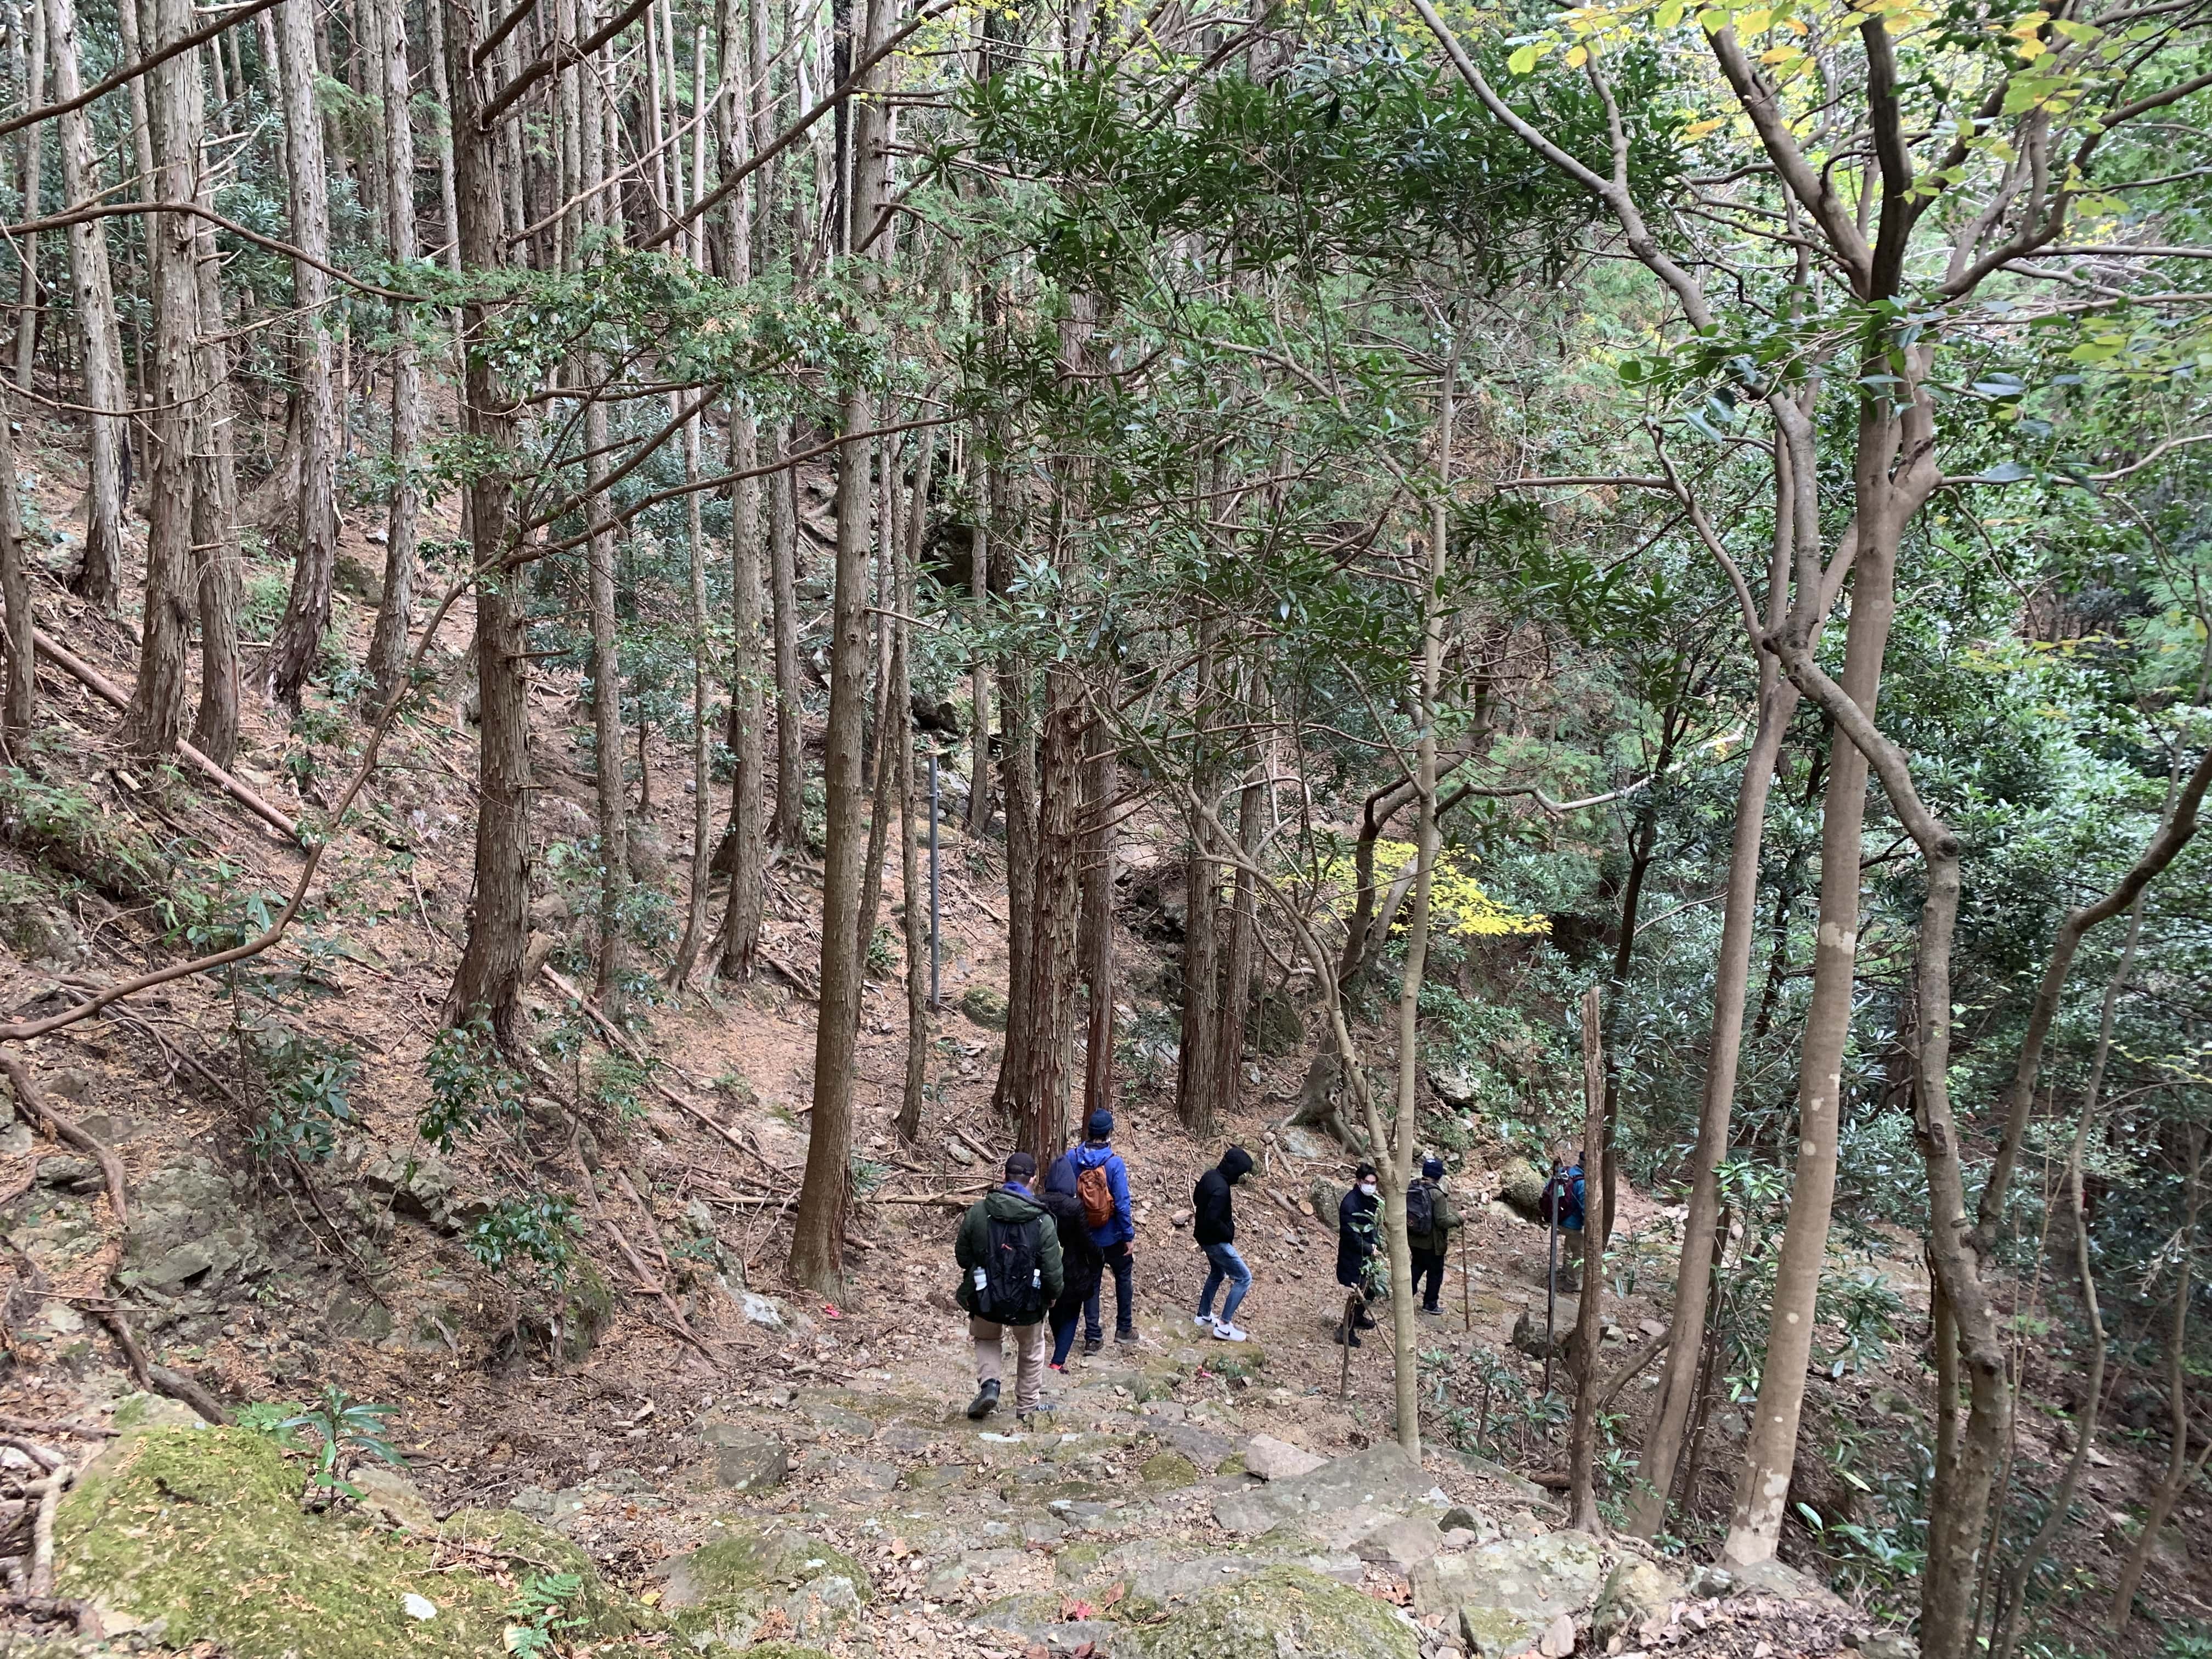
[27,627,301,843]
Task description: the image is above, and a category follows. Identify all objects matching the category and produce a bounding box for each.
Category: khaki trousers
[969,1314,1048,1412]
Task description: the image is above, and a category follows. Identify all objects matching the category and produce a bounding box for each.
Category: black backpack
[1405,1181,1435,1238]
[979,1211,1047,1325]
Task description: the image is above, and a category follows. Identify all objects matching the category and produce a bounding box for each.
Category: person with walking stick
[1538,1149,1586,1396]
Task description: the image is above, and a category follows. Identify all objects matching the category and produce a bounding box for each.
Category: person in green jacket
[1407,1156,1459,1318]
[955,1150,1065,1423]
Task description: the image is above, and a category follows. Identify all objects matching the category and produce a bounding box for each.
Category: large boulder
[1244,1435,1327,1482]
[1211,1443,1434,1542]
[1121,1564,1419,1658]
[1412,1529,1604,1658]
[117,1161,272,1297]
[57,1427,635,1656]
[1590,1555,1687,1641]
[1497,1158,1548,1220]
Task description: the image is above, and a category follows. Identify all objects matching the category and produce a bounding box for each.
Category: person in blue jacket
[1543,1153,1588,1290]
[1070,1109,1137,1351]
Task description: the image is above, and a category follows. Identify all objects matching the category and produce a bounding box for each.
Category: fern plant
[503,1572,585,1656]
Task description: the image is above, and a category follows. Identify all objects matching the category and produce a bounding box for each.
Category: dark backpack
[1541,1166,1583,1227]
[1406,1181,1435,1238]
[979,1212,1047,1325]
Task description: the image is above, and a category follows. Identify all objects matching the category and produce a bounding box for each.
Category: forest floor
[0,401,2207,1656]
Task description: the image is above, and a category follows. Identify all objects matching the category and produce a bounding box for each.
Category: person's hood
[1218,1147,1254,1184]
[1045,1153,1078,1197]
[1071,1143,1118,1171]
[981,1188,1047,1222]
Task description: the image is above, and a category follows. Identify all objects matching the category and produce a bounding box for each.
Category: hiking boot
[1017,1402,1057,1428]
[1353,1308,1377,1330]
[1048,1361,1069,1374]
[966,1379,1001,1420]
[1211,1322,1249,1343]
[1418,1305,1444,1318]
[1115,1328,1138,1346]
[1081,1335,1103,1356]
[1333,1326,1361,1347]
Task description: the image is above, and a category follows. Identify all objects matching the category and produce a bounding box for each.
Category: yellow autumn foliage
[1325,839,1549,939]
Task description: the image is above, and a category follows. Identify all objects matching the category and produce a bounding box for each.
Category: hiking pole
[1339,1292,1360,1400]
[1459,1214,1471,1334]
[1543,1163,1560,1398]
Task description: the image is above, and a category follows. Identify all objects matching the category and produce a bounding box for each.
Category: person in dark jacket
[1334,1162,1381,1347]
[954,1152,1065,1421]
[1190,1146,1254,1341]
[1071,1110,1137,1351]
[1043,1152,1103,1370]
[1408,1156,1459,1316]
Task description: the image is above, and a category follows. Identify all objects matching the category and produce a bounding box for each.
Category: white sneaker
[1211,1322,1249,1342]
[1194,1313,1217,1328]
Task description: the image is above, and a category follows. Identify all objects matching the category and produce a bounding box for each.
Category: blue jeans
[1085,1243,1135,1341]
[1051,1306,1081,1366]
[1197,1243,1251,1326]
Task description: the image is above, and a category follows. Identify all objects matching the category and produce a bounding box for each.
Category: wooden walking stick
[1459,1206,1471,1333]
[1338,1291,1361,1399]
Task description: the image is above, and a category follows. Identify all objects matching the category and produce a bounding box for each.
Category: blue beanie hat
[1087,1109,1114,1140]
[1423,1157,1445,1180]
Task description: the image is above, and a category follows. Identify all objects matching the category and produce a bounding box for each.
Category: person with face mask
[1335,1162,1381,1346]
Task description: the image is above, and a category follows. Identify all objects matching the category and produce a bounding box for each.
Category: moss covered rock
[1121,1564,1419,1659]
[662,1521,872,1651]
[58,1428,516,1658]
[1139,1451,1199,1487]
[438,1508,636,1638]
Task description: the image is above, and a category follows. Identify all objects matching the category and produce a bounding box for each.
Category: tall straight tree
[122,0,205,759]
[263,0,342,707]
[1630,438,1803,1537]
[13,0,46,390]
[576,1,630,1009]
[45,0,126,609]
[788,0,892,1294]
[365,0,423,708]
[714,0,769,979]
[189,139,243,766]
[443,0,531,1049]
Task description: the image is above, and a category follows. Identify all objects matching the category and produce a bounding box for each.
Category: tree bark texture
[0,381,30,743]
[1014,671,1084,1162]
[443,0,531,1052]
[122,0,203,760]
[789,0,892,1294]
[1722,528,1897,1567]
[264,0,341,708]
[46,0,127,609]
[1079,711,1116,1127]
[365,0,422,710]
[768,421,804,848]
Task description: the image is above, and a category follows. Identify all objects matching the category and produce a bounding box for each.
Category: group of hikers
[954,1113,1589,1423]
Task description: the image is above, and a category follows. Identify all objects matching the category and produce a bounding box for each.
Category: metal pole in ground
[928,751,941,1008]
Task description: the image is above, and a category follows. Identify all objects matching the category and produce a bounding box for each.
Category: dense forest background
[0,0,2207,1651]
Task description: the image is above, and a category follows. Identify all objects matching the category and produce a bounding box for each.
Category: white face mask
[1358,1182,1378,1197]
